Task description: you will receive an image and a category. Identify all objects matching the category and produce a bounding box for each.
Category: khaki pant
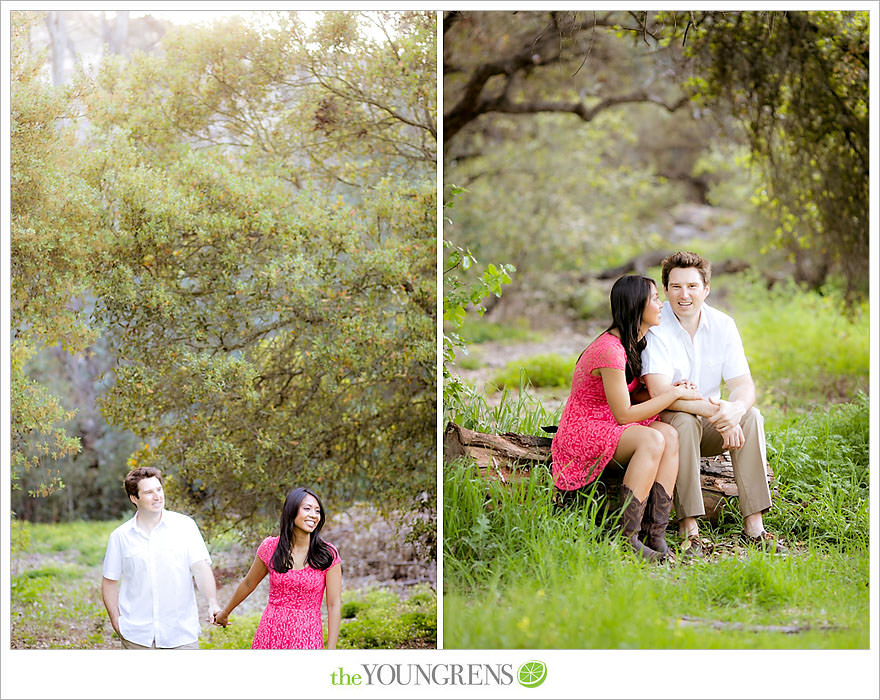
[120,637,199,650]
[660,407,772,521]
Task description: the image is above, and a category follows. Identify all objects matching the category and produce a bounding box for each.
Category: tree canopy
[442,10,868,308]
[11,11,437,549]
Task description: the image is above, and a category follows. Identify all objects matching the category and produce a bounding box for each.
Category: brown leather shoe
[638,482,673,557]
[741,530,789,555]
[620,485,662,562]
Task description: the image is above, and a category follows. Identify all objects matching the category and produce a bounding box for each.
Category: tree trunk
[444,422,773,523]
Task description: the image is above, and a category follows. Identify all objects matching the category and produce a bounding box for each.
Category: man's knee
[741,406,763,428]
[661,411,701,444]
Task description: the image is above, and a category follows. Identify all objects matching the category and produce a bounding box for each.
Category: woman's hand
[674,384,702,401]
[213,610,230,627]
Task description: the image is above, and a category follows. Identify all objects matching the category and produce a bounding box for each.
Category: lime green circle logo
[517,660,547,688]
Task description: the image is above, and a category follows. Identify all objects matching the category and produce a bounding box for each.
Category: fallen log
[444,422,773,523]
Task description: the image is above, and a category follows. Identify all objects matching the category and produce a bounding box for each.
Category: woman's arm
[599,367,699,424]
[324,564,342,650]
[213,555,268,627]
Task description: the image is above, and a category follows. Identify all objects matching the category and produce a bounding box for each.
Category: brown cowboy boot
[619,485,661,562]
[638,482,673,558]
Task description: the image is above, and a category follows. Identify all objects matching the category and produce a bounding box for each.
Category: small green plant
[337,584,436,649]
[489,353,575,393]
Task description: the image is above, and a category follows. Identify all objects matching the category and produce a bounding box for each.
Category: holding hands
[213,609,230,627]
[673,379,701,401]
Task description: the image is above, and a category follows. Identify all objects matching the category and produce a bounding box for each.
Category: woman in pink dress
[213,487,342,648]
[552,275,701,560]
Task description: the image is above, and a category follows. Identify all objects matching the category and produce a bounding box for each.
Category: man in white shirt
[101,467,221,648]
[641,251,785,556]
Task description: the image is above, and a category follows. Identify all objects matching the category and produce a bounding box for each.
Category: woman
[213,487,342,648]
[551,275,701,560]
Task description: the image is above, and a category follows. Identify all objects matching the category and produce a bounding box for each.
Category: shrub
[489,353,575,392]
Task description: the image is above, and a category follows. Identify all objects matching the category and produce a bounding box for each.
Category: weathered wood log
[444,422,773,523]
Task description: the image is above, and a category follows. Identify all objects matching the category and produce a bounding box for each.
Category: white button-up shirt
[102,510,211,647]
[642,301,751,400]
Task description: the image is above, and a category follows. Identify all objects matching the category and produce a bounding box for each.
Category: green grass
[10,518,437,650]
[443,395,869,649]
[15,518,127,566]
[488,353,575,393]
[729,276,869,415]
[456,318,543,345]
[199,585,437,649]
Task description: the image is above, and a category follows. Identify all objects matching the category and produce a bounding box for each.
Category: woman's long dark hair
[606,275,656,383]
[271,487,334,573]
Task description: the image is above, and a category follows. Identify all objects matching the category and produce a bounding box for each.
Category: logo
[517,660,547,688]
[330,662,549,688]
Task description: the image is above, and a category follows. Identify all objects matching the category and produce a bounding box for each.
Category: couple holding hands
[551,251,785,561]
[102,475,341,650]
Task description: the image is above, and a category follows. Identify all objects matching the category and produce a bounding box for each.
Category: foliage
[457,318,542,345]
[446,377,560,436]
[9,11,101,498]
[488,353,575,393]
[766,394,869,549]
[443,394,869,649]
[442,196,515,410]
[11,12,438,544]
[682,10,869,300]
[336,585,437,649]
[11,518,126,567]
[727,274,868,413]
[199,585,437,650]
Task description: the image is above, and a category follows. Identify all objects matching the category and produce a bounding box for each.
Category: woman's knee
[639,427,665,457]
[654,422,678,452]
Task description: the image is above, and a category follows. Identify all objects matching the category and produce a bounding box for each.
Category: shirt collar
[129,509,167,537]
[664,301,714,335]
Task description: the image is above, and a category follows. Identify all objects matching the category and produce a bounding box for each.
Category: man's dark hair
[124,467,163,499]
[661,251,712,289]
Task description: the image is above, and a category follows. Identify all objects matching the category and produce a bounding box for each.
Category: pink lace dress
[551,332,658,491]
[251,536,340,649]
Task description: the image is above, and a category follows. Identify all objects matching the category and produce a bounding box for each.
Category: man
[641,251,785,556]
[101,467,221,648]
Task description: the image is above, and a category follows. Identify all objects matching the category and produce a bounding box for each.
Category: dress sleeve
[586,334,626,373]
[325,542,341,569]
[256,537,275,568]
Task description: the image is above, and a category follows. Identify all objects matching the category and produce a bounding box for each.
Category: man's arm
[101,577,122,637]
[643,373,717,417]
[707,374,755,432]
[191,559,221,622]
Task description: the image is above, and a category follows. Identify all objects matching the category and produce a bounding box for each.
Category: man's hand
[720,424,745,450]
[707,397,747,433]
[207,602,222,624]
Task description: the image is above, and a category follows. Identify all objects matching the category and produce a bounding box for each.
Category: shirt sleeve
[721,318,751,381]
[641,330,675,380]
[102,529,122,580]
[185,517,211,568]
